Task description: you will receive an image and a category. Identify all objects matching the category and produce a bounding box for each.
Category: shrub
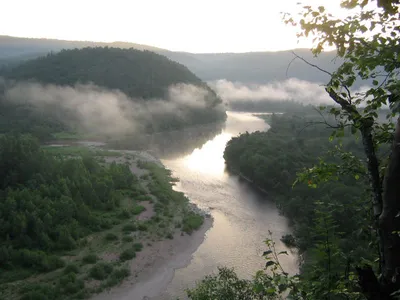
[82,253,98,264]
[122,224,136,232]
[20,283,56,300]
[131,205,146,215]
[104,268,130,288]
[104,233,118,241]
[166,233,174,239]
[182,212,204,234]
[133,243,143,252]
[117,209,131,219]
[122,236,133,243]
[281,234,296,248]
[89,263,114,280]
[58,273,84,295]
[63,264,79,274]
[119,249,136,261]
[137,223,148,231]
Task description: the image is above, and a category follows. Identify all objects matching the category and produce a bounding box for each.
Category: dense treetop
[3,47,219,101]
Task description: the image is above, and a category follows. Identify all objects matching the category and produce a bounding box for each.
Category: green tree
[285,0,400,298]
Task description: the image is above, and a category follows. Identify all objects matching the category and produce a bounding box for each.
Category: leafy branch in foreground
[284,0,400,298]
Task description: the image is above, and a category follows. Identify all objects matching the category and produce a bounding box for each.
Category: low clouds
[4,81,217,136]
[210,78,332,105]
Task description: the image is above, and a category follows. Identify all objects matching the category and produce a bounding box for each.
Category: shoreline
[91,148,213,300]
[91,217,213,300]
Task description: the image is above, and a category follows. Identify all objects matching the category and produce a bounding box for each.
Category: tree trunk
[379,116,400,296]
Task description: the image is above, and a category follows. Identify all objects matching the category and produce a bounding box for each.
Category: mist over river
[154,111,298,299]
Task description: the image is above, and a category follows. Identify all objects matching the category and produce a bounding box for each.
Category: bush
[119,249,136,261]
[133,243,143,252]
[20,283,56,300]
[117,209,131,219]
[104,268,130,288]
[131,205,146,215]
[122,224,136,232]
[166,233,174,239]
[122,236,134,243]
[63,264,79,274]
[281,234,296,248]
[82,253,98,264]
[58,273,84,295]
[182,212,204,234]
[89,263,114,280]
[137,223,148,231]
[104,233,118,241]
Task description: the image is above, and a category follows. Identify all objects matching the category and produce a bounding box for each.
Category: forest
[0,134,203,299]
[0,47,226,141]
[187,1,400,299]
[224,110,373,291]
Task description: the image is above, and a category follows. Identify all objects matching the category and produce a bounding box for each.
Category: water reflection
[157,111,298,300]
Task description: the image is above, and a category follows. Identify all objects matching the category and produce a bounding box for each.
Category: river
[154,111,298,299]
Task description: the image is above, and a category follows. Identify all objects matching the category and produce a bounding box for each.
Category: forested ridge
[2,47,211,100]
[0,47,226,141]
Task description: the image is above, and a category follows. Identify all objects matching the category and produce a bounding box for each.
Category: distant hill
[0,47,226,140]
[0,36,339,85]
[180,50,339,84]
[4,47,211,99]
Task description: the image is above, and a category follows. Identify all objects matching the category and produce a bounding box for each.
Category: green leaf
[265,261,276,268]
[262,250,273,256]
[355,174,360,180]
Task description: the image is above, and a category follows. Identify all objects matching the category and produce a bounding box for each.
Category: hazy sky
[2,0,344,53]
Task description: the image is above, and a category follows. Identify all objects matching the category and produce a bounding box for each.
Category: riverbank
[0,143,213,300]
[90,149,213,300]
[91,217,212,300]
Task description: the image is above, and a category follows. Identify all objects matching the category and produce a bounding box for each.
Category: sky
[1,0,345,53]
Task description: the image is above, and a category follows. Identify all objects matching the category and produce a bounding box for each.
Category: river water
[156,111,298,299]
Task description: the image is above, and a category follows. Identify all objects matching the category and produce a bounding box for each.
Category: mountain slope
[0,35,339,85]
[4,47,211,99]
[0,47,226,140]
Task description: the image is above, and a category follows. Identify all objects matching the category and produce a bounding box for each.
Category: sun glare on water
[183,132,232,176]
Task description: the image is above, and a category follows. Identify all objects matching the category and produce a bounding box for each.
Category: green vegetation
[81,254,98,264]
[104,233,119,241]
[42,145,121,157]
[0,47,226,142]
[89,263,113,280]
[0,133,205,299]
[224,110,369,268]
[190,0,400,299]
[119,249,136,262]
[182,212,204,234]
